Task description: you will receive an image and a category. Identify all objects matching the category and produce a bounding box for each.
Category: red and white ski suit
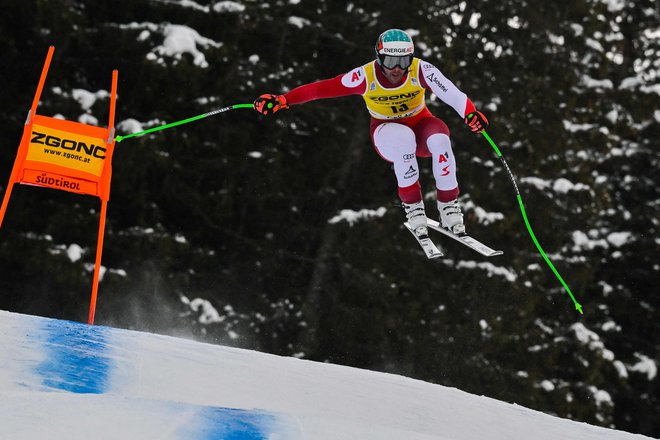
[283,58,476,204]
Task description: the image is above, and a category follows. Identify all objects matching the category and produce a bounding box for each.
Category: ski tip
[575,303,584,314]
[115,135,123,143]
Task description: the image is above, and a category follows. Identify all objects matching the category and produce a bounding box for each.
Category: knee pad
[426,133,451,156]
[373,123,420,188]
[373,123,416,161]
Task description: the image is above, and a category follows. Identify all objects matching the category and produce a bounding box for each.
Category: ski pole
[114,103,255,143]
[481,130,583,315]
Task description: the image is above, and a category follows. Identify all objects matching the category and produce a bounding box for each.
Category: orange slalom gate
[0,46,119,325]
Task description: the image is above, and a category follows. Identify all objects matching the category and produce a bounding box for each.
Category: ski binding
[404,222,444,259]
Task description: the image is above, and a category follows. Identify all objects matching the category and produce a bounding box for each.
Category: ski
[404,222,444,259]
[426,218,503,257]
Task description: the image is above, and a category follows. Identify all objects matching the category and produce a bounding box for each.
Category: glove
[464,111,489,133]
[254,94,289,115]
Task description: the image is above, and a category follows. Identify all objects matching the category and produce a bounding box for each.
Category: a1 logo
[341,68,364,87]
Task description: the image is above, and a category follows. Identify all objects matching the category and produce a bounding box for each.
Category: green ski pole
[481,130,583,315]
[114,103,254,143]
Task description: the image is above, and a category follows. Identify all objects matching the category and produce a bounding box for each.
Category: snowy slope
[0,310,654,440]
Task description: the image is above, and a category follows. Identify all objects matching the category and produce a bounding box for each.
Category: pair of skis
[404,218,503,259]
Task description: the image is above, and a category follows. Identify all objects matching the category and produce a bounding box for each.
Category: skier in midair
[254,29,488,237]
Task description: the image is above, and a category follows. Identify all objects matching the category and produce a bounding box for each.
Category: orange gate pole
[87,69,118,325]
[88,199,107,325]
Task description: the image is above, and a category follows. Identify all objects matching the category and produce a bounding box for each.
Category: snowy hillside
[0,310,654,440]
[1,0,658,436]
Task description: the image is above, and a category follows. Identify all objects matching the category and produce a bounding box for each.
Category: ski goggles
[378,53,413,70]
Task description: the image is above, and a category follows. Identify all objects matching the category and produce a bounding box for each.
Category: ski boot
[438,199,465,235]
[403,200,428,236]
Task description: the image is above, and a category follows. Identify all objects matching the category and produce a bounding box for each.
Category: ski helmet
[375,29,414,70]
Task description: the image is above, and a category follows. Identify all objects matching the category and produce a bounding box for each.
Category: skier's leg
[415,117,458,201]
[416,117,465,234]
[372,122,421,203]
[427,133,459,200]
[372,122,427,234]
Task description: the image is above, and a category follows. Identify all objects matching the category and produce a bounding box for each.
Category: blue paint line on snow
[35,319,112,394]
[178,406,300,440]
[13,312,302,438]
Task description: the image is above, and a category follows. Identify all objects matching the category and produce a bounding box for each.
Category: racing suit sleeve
[284,66,367,105]
[418,59,476,118]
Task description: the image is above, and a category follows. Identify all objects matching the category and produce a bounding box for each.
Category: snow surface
[328,207,387,226]
[629,354,659,381]
[0,310,654,440]
[66,244,83,262]
[121,22,222,68]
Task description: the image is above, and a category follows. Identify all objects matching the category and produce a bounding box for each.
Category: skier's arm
[254,67,366,115]
[418,60,489,133]
[418,60,477,118]
[284,68,367,104]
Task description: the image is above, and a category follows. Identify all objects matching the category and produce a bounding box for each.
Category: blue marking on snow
[27,315,299,438]
[180,406,292,440]
[35,319,112,394]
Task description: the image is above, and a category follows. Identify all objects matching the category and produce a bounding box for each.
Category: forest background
[0,0,658,436]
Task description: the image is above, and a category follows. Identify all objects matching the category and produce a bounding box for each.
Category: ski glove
[254,94,289,115]
[465,111,489,133]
